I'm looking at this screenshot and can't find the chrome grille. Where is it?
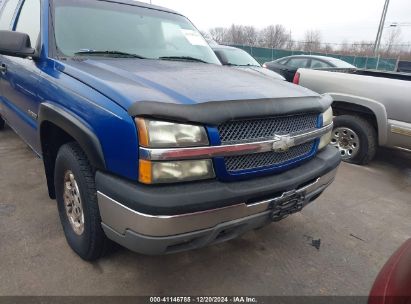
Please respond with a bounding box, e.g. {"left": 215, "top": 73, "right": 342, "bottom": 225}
{"left": 218, "top": 113, "right": 318, "bottom": 144}
{"left": 218, "top": 113, "right": 319, "bottom": 173}
{"left": 224, "top": 142, "right": 315, "bottom": 172}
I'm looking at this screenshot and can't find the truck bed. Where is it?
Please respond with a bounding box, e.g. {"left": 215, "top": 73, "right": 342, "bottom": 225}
{"left": 325, "top": 68, "right": 411, "bottom": 81}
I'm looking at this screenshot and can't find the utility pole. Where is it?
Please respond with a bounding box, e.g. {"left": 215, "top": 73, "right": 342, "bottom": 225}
{"left": 373, "top": 0, "right": 390, "bottom": 56}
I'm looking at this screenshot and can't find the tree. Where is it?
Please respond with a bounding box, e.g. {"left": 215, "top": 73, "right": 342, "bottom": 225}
{"left": 303, "top": 30, "right": 322, "bottom": 52}
{"left": 383, "top": 27, "right": 402, "bottom": 57}
{"left": 284, "top": 30, "right": 294, "bottom": 50}
{"left": 259, "top": 25, "right": 288, "bottom": 49}
{"left": 323, "top": 43, "right": 334, "bottom": 54}
{"left": 224, "top": 24, "right": 247, "bottom": 45}
{"left": 209, "top": 27, "right": 228, "bottom": 44}
{"left": 339, "top": 40, "right": 351, "bottom": 55}
{"left": 243, "top": 26, "right": 258, "bottom": 46}
{"left": 350, "top": 41, "right": 374, "bottom": 56}
{"left": 204, "top": 24, "right": 411, "bottom": 60}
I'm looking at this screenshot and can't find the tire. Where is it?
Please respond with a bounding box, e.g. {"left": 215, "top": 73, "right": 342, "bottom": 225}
{"left": 0, "top": 116, "right": 5, "bottom": 130}
{"left": 54, "top": 142, "right": 111, "bottom": 261}
{"left": 331, "top": 115, "right": 377, "bottom": 165}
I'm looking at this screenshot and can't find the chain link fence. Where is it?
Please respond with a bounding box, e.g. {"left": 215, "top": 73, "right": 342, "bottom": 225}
{"left": 231, "top": 45, "right": 399, "bottom": 72}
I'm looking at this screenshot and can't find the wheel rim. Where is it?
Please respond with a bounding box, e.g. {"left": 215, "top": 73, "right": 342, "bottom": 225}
{"left": 63, "top": 170, "right": 85, "bottom": 236}
{"left": 330, "top": 127, "right": 360, "bottom": 160}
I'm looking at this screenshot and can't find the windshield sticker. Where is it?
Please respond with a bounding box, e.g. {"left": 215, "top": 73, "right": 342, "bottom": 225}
{"left": 181, "top": 29, "right": 208, "bottom": 46}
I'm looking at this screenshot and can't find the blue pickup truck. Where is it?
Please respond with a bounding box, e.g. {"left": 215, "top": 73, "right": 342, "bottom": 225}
{"left": 0, "top": 0, "right": 340, "bottom": 260}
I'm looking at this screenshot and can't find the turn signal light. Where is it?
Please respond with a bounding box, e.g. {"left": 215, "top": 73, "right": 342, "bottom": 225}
{"left": 139, "top": 160, "right": 153, "bottom": 184}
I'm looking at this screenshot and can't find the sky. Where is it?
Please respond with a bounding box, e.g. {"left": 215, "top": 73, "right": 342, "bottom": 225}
{"left": 145, "top": 0, "right": 411, "bottom": 45}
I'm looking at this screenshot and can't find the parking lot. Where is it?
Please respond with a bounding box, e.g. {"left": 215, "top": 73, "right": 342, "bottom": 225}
{"left": 0, "top": 125, "right": 410, "bottom": 296}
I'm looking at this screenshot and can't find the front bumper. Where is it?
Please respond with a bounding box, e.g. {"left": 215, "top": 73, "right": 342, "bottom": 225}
{"left": 96, "top": 146, "right": 341, "bottom": 255}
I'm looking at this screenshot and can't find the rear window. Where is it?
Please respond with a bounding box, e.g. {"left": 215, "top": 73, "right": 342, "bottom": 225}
{"left": 286, "top": 58, "right": 309, "bottom": 68}
{"left": 277, "top": 58, "right": 288, "bottom": 65}
{"left": 310, "top": 59, "right": 332, "bottom": 69}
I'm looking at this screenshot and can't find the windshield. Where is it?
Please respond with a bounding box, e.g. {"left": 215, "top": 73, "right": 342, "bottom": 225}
{"left": 52, "top": 0, "right": 220, "bottom": 64}
{"left": 217, "top": 48, "right": 260, "bottom": 66}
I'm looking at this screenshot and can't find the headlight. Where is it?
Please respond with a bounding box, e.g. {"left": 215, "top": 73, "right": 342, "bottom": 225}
{"left": 136, "top": 118, "right": 214, "bottom": 184}
{"left": 139, "top": 159, "right": 215, "bottom": 184}
{"left": 136, "top": 118, "right": 209, "bottom": 148}
{"left": 318, "top": 107, "right": 333, "bottom": 150}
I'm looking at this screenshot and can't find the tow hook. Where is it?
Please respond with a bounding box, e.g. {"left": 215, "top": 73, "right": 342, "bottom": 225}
{"left": 270, "top": 190, "right": 304, "bottom": 222}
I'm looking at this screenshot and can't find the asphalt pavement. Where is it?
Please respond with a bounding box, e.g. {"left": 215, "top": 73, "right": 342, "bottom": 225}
{"left": 0, "top": 125, "right": 410, "bottom": 296}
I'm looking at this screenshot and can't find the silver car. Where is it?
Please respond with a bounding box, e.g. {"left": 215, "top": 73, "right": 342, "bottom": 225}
{"left": 212, "top": 45, "right": 285, "bottom": 81}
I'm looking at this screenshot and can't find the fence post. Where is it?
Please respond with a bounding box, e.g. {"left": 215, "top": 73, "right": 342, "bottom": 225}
{"left": 394, "top": 56, "right": 400, "bottom": 72}
{"left": 376, "top": 55, "right": 380, "bottom": 70}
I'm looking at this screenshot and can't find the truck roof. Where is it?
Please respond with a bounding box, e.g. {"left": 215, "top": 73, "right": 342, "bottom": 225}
{"left": 65, "top": 0, "right": 180, "bottom": 15}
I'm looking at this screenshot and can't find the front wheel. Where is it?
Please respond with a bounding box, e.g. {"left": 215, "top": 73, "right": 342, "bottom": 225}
{"left": 54, "top": 142, "right": 111, "bottom": 261}
{"left": 331, "top": 115, "right": 377, "bottom": 165}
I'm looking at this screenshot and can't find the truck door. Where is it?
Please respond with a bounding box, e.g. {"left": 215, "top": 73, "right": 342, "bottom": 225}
{"left": 0, "top": 0, "right": 20, "bottom": 120}
{"left": 0, "top": 0, "right": 42, "bottom": 152}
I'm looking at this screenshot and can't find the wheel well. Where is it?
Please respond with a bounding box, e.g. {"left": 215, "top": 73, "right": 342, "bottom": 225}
{"left": 40, "top": 121, "right": 75, "bottom": 199}
{"left": 332, "top": 101, "right": 378, "bottom": 133}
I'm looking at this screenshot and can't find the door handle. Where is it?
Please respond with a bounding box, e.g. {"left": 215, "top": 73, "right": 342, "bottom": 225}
{"left": 0, "top": 64, "right": 6, "bottom": 74}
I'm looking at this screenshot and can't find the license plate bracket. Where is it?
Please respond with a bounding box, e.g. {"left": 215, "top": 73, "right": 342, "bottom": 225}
{"left": 269, "top": 190, "right": 305, "bottom": 222}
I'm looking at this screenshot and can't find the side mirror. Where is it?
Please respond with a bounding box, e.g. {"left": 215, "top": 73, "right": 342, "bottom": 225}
{"left": 0, "top": 30, "right": 36, "bottom": 58}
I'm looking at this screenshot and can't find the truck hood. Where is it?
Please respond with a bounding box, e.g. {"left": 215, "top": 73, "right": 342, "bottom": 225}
{"left": 235, "top": 66, "right": 286, "bottom": 81}
{"left": 58, "top": 58, "right": 318, "bottom": 111}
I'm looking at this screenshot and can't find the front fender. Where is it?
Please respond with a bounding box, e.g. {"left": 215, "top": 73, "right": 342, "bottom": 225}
{"left": 329, "top": 93, "right": 388, "bottom": 145}
{"left": 38, "top": 102, "right": 106, "bottom": 170}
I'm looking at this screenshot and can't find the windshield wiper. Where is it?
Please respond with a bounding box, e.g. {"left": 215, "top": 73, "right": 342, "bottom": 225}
{"left": 74, "top": 50, "right": 147, "bottom": 59}
{"left": 225, "top": 63, "right": 259, "bottom": 67}
{"left": 159, "top": 56, "right": 208, "bottom": 63}
{"left": 237, "top": 64, "right": 260, "bottom": 67}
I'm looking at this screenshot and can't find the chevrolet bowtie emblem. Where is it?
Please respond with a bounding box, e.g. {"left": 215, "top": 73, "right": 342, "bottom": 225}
{"left": 272, "top": 134, "right": 294, "bottom": 152}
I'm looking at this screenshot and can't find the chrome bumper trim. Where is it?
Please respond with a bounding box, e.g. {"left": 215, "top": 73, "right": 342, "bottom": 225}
{"left": 139, "top": 123, "right": 333, "bottom": 161}
{"left": 97, "top": 167, "right": 338, "bottom": 237}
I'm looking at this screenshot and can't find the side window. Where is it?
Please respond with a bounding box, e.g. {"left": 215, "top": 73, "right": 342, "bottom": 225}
{"left": 286, "top": 58, "right": 309, "bottom": 68}
{"left": 0, "top": 0, "right": 19, "bottom": 30}
{"left": 278, "top": 58, "right": 288, "bottom": 65}
{"left": 15, "top": 0, "right": 41, "bottom": 47}
{"left": 310, "top": 59, "right": 332, "bottom": 69}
